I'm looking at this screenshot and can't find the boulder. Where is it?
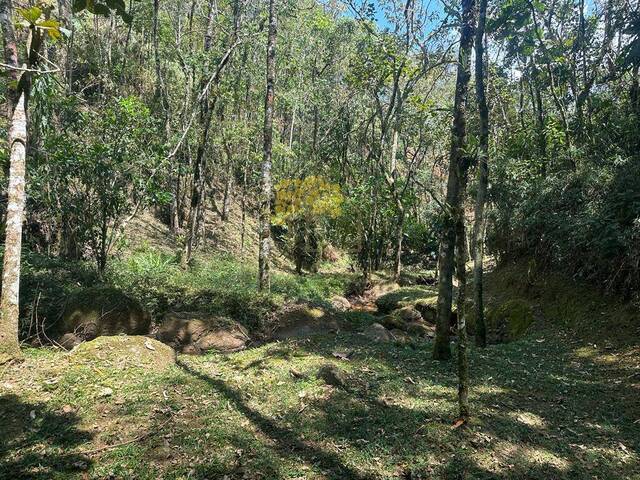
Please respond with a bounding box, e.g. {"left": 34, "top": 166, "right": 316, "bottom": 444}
{"left": 486, "top": 299, "right": 534, "bottom": 343}
{"left": 375, "top": 287, "right": 435, "bottom": 314}
{"left": 406, "top": 321, "right": 433, "bottom": 338}
{"left": 362, "top": 322, "right": 393, "bottom": 342}
{"left": 61, "top": 288, "right": 151, "bottom": 340}
{"left": 317, "top": 363, "right": 349, "bottom": 388}
{"left": 381, "top": 314, "right": 406, "bottom": 331}
{"left": 396, "top": 306, "right": 423, "bottom": 323}
{"left": 70, "top": 336, "right": 175, "bottom": 372}
{"left": 272, "top": 305, "right": 339, "bottom": 340}
{"left": 330, "top": 295, "right": 351, "bottom": 312}
{"left": 389, "top": 328, "right": 413, "bottom": 344}
{"left": 157, "top": 312, "right": 250, "bottom": 354}
{"left": 414, "top": 298, "right": 437, "bottom": 323}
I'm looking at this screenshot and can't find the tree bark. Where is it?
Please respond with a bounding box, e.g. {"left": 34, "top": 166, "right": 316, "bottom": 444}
{"left": 433, "top": 0, "right": 476, "bottom": 361}
{"left": 0, "top": 0, "right": 24, "bottom": 363}
{"left": 455, "top": 204, "right": 469, "bottom": 419}
{"left": 472, "top": 0, "right": 489, "bottom": 348}
{"left": 258, "top": 0, "right": 276, "bottom": 291}
{"left": 0, "top": 90, "right": 27, "bottom": 364}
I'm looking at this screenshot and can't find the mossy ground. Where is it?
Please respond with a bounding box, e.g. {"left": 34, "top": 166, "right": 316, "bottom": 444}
{"left": 2, "top": 258, "right": 639, "bottom": 479}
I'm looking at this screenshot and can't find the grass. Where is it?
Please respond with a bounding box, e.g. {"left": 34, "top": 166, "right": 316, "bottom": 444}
{"left": 4, "top": 254, "right": 640, "bottom": 479}
{"left": 17, "top": 248, "right": 356, "bottom": 336}
{"left": 2, "top": 324, "right": 639, "bottom": 479}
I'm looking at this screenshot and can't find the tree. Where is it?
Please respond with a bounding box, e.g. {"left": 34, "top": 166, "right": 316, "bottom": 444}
{"left": 433, "top": 0, "right": 477, "bottom": 362}
{"left": 472, "top": 0, "right": 489, "bottom": 348}
{"left": 273, "top": 176, "right": 343, "bottom": 273}
{"left": 258, "top": 0, "right": 277, "bottom": 291}
{"left": 0, "top": 4, "right": 61, "bottom": 363}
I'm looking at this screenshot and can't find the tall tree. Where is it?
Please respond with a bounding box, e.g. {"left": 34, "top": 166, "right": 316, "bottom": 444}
{"left": 472, "top": 0, "right": 489, "bottom": 348}
{"left": 432, "top": 0, "right": 477, "bottom": 361}
{"left": 0, "top": 3, "right": 60, "bottom": 362}
{"left": 258, "top": 0, "right": 277, "bottom": 291}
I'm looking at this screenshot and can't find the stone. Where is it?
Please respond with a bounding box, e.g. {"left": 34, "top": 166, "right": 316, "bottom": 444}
{"left": 362, "top": 323, "right": 393, "bottom": 342}
{"left": 317, "top": 363, "right": 349, "bottom": 388}
{"left": 61, "top": 288, "right": 151, "bottom": 340}
{"left": 330, "top": 295, "right": 351, "bottom": 312}
{"left": 157, "top": 312, "right": 250, "bottom": 354}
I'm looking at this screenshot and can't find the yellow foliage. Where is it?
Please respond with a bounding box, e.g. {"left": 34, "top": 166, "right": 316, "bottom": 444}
{"left": 273, "top": 176, "right": 343, "bottom": 225}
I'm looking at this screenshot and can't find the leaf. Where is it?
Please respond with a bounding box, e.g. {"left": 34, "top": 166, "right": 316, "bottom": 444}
{"left": 451, "top": 418, "right": 466, "bottom": 429}
{"left": 37, "top": 19, "right": 62, "bottom": 40}
{"left": 17, "top": 6, "right": 42, "bottom": 24}
{"left": 144, "top": 340, "right": 156, "bottom": 351}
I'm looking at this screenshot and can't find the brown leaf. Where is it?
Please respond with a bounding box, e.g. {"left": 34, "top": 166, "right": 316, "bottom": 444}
{"left": 451, "top": 418, "right": 466, "bottom": 430}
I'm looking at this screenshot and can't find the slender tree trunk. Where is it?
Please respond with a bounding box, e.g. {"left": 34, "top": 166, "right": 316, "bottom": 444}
{"left": 393, "top": 208, "right": 404, "bottom": 280}
{"left": 433, "top": 0, "right": 476, "bottom": 361}
{"left": 0, "top": 0, "right": 25, "bottom": 363}
{"left": 0, "top": 0, "right": 18, "bottom": 116}
{"left": 455, "top": 204, "right": 469, "bottom": 420}
{"left": 258, "top": 0, "right": 276, "bottom": 291}
{"left": 182, "top": 0, "right": 216, "bottom": 265}
{"left": 221, "top": 160, "right": 233, "bottom": 221}
{"left": 472, "top": 0, "right": 489, "bottom": 348}
{"left": 0, "top": 90, "right": 27, "bottom": 363}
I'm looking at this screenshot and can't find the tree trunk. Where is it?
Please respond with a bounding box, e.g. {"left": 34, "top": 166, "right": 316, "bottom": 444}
{"left": 455, "top": 206, "right": 469, "bottom": 420}
{"left": 433, "top": 0, "right": 476, "bottom": 361}
{"left": 0, "top": 90, "right": 27, "bottom": 364}
{"left": 182, "top": 0, "right": 229, "bottom": 265}
{"left": 393, "top": 209, "right": 404, "bottom": 281}
{"left": 472, "top": 0, "right": 489, "bottom": 348}
{"left": 0, "top": 0, "right": 18, "bottom": 116}
{"left": 258, "top": 0, "right": 276, "bottom": 291}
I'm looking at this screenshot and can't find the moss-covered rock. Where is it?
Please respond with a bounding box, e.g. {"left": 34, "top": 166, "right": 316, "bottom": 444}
{"left": 70, "top": 335, "right": 175, "bottom": 372}
{"left": 414, "top": 297, "right": 437, "bottom": 323}
{"left": 375, "top": 287, "right": 436, "bottom": 314}
{"left": 381, "top": 314, "right": 407, "bottom": 331}
{"left": 406, "top": 321, "right": 433, "bottom": 338}
{"left": 61, "top": 288, "right": 151, "bottom": 340}
{"left": 486, "top": 299, "right": 534, "bottom": 343}
{"left": 157, "top": 312, "right": 249, "bottom": 354}
{"left": 362, "top": 322, "right": 393, "bottom": 342}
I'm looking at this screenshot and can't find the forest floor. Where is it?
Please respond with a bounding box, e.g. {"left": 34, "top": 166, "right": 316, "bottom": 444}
{"left": 1, "top": 256, "right": 639, "bottom": 479}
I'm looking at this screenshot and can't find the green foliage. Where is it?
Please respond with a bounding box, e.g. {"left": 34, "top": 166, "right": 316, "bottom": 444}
{"left": 30, "top": 96, "right": 165, "bottom": 270}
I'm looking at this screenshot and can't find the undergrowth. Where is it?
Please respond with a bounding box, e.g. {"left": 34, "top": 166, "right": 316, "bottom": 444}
{"left": 18, "top": 247, "right": 356, "bottom": 336}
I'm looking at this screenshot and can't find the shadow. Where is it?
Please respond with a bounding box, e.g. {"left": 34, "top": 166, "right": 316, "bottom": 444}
{"left": 0, "top": 394, "right": 93, "bottom": 480}
{"left": 176, "top": 359, "right": 374, "bottom": 480}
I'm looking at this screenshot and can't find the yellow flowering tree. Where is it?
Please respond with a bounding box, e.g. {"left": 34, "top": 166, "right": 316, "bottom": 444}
{"left": 273, "top": 176, "right": 343, "bottom": 273}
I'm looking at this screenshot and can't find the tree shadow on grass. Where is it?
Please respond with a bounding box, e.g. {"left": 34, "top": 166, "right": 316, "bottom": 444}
{"left": 176, "top": 359, "right": 374, "bottom": 480}
{"left": 0, "top": 394, "right": 93, "bottom": 480}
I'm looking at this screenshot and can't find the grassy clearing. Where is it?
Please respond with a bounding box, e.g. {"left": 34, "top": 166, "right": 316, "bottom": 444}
{"left": 4, "top": 257, "right": 640, "bottom": 479}
{"left": 2, "top": 324, "right": 639, "bottom": 479}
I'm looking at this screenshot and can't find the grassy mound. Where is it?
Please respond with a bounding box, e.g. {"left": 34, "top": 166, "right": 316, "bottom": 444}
{"left": 71, "top": 335, "right": 175, "bottom": 372}
{"left": 375, "top": 286, "right": 437, "bottom": 314}
{"left": 486, "top": 299, "right": 534, "bottom": 343}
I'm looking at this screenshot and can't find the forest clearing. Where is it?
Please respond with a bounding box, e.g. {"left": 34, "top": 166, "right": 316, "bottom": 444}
{"left": 0, "top": 0, "right": 639, "bottom": 478}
